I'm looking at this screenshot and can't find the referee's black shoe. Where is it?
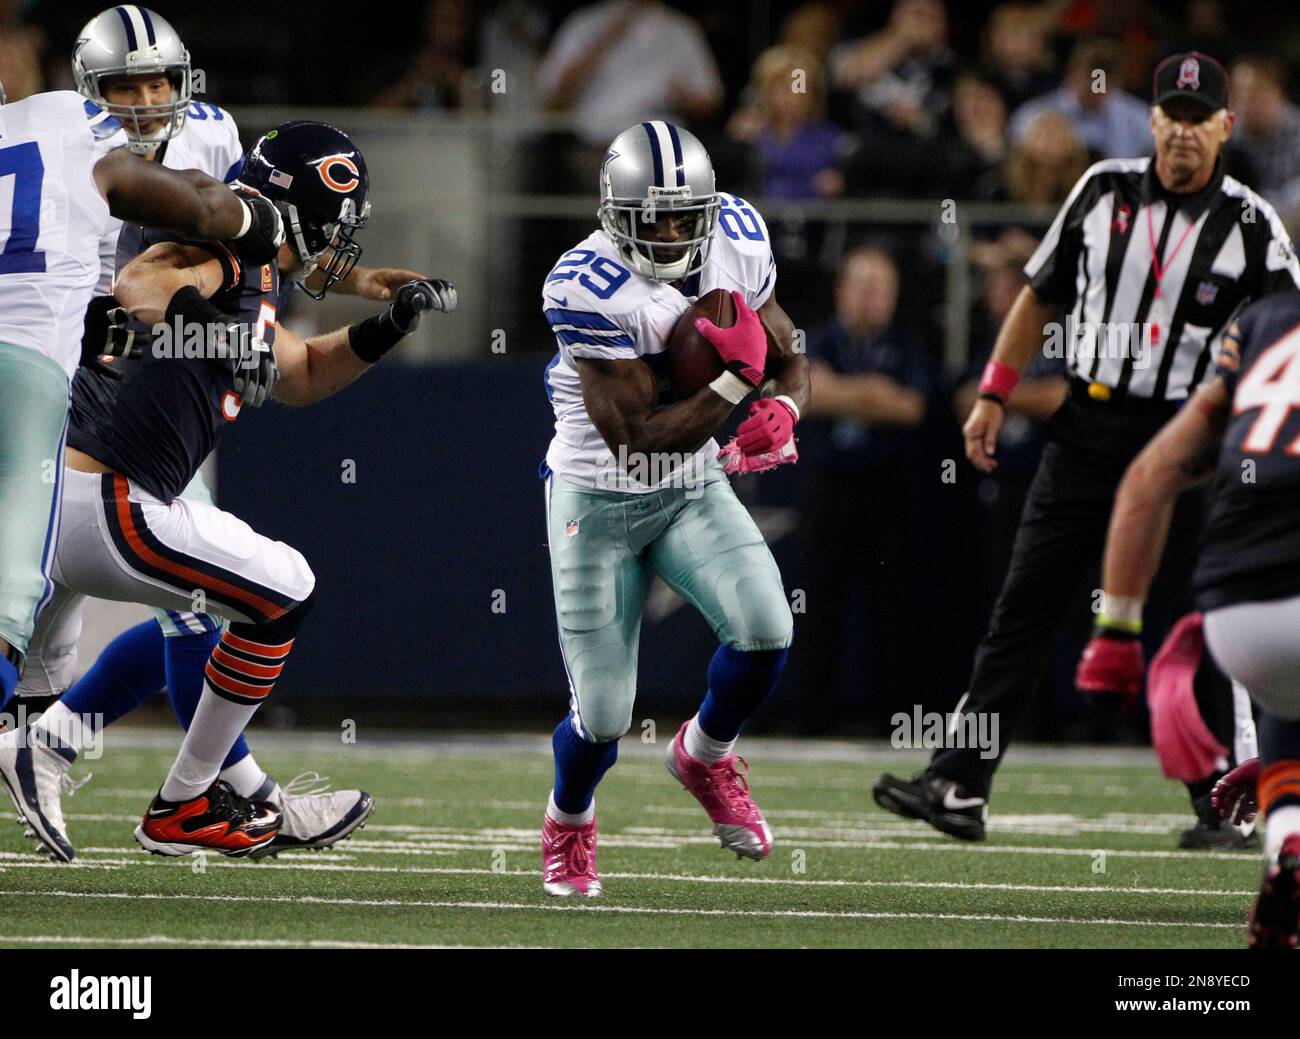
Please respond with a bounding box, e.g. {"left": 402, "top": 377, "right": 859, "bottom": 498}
{"left": 873, "top": 770, "right": 988, "bottom": 841}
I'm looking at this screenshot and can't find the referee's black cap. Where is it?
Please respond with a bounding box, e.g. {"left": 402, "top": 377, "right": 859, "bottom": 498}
{"left": 1153, "top": 52, "right": 1230, "bottom": 115}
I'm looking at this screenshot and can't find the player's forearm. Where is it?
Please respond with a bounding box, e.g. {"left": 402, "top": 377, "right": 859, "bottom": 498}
{"left": 990, "top": 286, "right": 1061, "bottom": 375}
{"left": 764, "top": 352, "right": 811, "bottom": 417}
{"left": 618, "top": 391, "right": 737, "bottom": 457}
{"left": 99, "top": 154, "right": 245, "bottom": 241}
{"left": 758, "top": 299, "right": 809, "bottom": 414}
{"left": 1102, "top": 396, "right": 1224, "bottom": 601}
{"left": 275, "top": 327, "right": 369, "bottom": 406}
{"left": 114, "top": 258, "right": 218, "bottom": 325}
{"left": 1101, "top": 469, "right": 1179, "bottom": 604}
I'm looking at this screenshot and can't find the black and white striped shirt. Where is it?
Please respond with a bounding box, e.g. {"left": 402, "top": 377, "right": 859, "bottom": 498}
{"left": 1023, "top": 157, "right": 1300, "bottom": 400}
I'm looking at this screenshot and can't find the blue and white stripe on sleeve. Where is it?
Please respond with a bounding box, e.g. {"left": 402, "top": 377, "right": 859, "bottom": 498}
{"left": 544, "top": 307, "right": 636, "bottom": 352}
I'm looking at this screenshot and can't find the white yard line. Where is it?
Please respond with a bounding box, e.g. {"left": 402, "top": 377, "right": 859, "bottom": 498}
{"left": 50, "top": 857, "right": 1254, "bottom": 897}
{"left": 2, "top": 889, "right": 1238, "bottom": 928}
{"left": 97, "top": 728, "right": 1162, "bottom": 768}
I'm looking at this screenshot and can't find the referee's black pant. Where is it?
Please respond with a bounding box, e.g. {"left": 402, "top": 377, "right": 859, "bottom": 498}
{"left": 931, "top": 381, "right": 1231, "bottom": 798}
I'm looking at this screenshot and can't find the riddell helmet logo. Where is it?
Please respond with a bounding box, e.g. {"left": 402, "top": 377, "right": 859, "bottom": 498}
{"left": 1177, "top": 58, "right": 1200, "bottom": 90}
{"left": 312, "top": 153, "right": 360, "bottom": 193}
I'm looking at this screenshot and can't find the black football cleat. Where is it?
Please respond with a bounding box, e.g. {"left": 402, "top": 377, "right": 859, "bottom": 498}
{"left": 1179, "top": 793, "right": 1260, "bottom": 850}
{"left": 873, "top": 770, "right": 987, "bottom": 841}
{"left": 134, "top": 780, "right": 280, "bottom": 857}
{"left": 1249, "top": 834, "right": 1300, "bottom": 949}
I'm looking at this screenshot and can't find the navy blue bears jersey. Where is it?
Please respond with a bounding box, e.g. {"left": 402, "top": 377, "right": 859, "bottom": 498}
{"left": 1194, "top": 288, "right": 1300, "bottom": 610}
{"left": 67, "top": 228, "right": 280, "bottom": 503}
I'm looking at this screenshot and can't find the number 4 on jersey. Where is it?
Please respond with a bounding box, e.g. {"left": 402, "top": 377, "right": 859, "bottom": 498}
{"left": 1237, "top": 327, "right": 1300, "bottom": 454}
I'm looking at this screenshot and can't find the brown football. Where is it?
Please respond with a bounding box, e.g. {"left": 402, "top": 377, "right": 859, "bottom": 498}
{"left": 665, "top": 288, "right": 735, "bottom": 400}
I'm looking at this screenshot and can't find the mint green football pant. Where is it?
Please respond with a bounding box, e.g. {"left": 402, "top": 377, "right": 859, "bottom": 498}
{"left": 545, "top": 467, "right": 793, "bottom": 743}
{"left": 0, "top": 343, "right": 70, "bottom": 661}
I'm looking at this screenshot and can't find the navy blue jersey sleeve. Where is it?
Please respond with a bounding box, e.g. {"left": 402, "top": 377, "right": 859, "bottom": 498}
{"left": 1215, "top": 309, "right": 1256, "bottom": 396}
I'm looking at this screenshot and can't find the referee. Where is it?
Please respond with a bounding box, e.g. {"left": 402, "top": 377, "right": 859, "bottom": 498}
{"left": 874, "top": 52, "right": 1300, "bottom": 845}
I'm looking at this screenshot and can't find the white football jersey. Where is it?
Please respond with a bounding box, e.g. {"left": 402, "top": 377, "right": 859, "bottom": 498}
{"left": 0, "top": 91, "right": 128, "bottom": 379}
{"left": 542, "top": 193, "right": 777, "bottom": 493}
{"left": 97, "top": 101, "right": 244, "bottom": 293}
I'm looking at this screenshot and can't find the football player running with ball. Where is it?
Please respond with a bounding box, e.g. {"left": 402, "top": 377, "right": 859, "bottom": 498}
{"left": 539, "top": 122, "right": 808, "bottom": 896}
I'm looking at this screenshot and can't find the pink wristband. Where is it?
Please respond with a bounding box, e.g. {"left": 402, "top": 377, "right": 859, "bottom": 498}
{"left": 979, "top": 361, "right": 1020, "bottom": 402}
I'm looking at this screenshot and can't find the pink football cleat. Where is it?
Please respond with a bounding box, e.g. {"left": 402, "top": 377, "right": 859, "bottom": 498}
{"left": 542, "top": 812, "right": 602, "bottom": 897}
{"left": 666, "top": 721, "right": 772, "bottom": 860}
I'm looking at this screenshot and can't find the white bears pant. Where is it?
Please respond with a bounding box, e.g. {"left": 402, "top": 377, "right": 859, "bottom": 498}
{"left": 20, "top": 467, "right": 314, "bottom": 697}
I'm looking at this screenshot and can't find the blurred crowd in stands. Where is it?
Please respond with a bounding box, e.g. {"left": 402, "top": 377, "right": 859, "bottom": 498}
{"left": 12, "top": 1, "right": 1300, "bottom": 222}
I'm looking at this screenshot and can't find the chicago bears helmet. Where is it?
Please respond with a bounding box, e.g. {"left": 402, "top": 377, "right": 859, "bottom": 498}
{"left": 238, "top": 121, "right": 371, "bottom": 299}
{"left": 599, "top": 121, "right": 720, "bottom": 282}
{"left": 72, "top": 6, "right": 192, "bottom": 153}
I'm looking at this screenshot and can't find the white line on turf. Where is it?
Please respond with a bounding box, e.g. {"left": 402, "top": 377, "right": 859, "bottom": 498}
{"left": 50, "top": 857, "right": 1255, "bottom": 897}
{"left": 2, "top": 890, "right": 1239, "bottom": 927}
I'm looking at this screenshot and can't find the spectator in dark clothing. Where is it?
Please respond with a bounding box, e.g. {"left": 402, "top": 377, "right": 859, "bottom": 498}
{"left": 937, "top": 68, "right": 1011, "bottom": 200}
{"left": 829, "top": 0, "right": 955, "bottom": 194}
{"left": 373, "top": 0, "right": 478, "bottom": 110}
{"left": 981, "top": 2, "right": 1057, "bottom": 113}
{"left": 798, "top": 248, "right": 932, "bottom": 732}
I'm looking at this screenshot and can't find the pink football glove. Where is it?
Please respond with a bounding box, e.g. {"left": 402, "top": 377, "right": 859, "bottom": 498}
{"left": 737, "top": 398, "right": 797, "bottom": 454}
{"left": 719, "top": 397, "right": 800, "bottom": 474}
{"left": 1075, "top": 632, "right": 1144, "bottom": 714}
{"left": 695, "top": 290, "right": 767, "bottom": 390}
{"left": 1212, "top": 758, "right": 1260, "bottom": 825}
{"left": 718, "top": 437, "right": 798, "bottom": 474}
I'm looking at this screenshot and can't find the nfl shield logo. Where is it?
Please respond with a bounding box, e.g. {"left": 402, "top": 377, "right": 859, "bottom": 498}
{"left": 566, "top": 519, "right": 580, "bottom": 539}
{"left": 1177, "top": 58, "right": 1200, "bottom": 90}
{"left": 1196, "top": 280, "right": 1218, "bottom": 305}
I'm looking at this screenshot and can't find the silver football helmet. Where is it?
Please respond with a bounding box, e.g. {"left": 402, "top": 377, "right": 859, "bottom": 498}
{"left": 598, "top": 121, "right": 720, "bottom": 282}
{"left": 72, "top": 6, "right": 191, "bottom": 154}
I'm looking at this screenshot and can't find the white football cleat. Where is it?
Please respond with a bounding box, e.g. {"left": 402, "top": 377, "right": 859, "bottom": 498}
{"left": 249, "top": 772, "right": 373, "bottom": 858}
{"left": 0, "top": 726, "right": 75, "bottom": 862}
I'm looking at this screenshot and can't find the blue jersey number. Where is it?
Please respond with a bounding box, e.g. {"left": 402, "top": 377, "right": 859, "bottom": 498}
{"left": 546, "top": 249, "right": 630, "bottom": 300}
{"left": 719, "top": 195, "right": 764, "bottom": 242}
{"left": 0, "top": 142, "right": 46, "bottom": 275}
{"left": 186, "top": 102, "right": 223, "bottom": 120}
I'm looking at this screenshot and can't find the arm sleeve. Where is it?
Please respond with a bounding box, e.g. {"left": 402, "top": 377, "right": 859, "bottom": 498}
{"left": 1214, "top": 308, "right": 1256, "bottom": 396}
{"left": 82, "top": 99, "right": 130, "bottom": 158}
{"left": 1256, "top": 199, "right": 1300, "bottom": 294}
{"left": 1022, "top": 163, "right": 1104, "bottom": 306}
{"left": 544, "top": 302, "right": 639, "bottom": 361}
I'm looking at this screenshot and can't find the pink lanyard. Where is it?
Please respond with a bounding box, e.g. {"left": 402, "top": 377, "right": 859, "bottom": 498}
{"left": 1146, "top": 204, "right": 1197, "bottom": 346}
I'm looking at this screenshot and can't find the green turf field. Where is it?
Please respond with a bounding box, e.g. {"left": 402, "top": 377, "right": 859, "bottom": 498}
{"left": 0, "top": 729, "right": 1264, "bottom": 948}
